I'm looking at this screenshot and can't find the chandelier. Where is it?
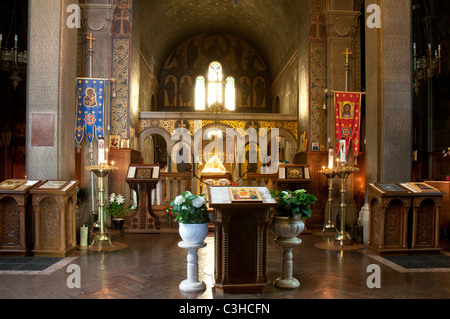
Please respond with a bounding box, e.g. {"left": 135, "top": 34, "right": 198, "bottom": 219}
{"left": 413, "top": 42, "right": 441, "bottom": 95}
{"left": 0, "top": 34, "right": 27, "bottom": 89}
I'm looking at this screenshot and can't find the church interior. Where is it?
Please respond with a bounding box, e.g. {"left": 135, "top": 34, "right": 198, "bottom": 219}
{"left": 0, "top": 0, "right": 450, "bottom": 303}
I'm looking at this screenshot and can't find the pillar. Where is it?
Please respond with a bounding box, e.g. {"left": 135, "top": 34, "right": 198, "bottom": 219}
{"left": 361, "top": 0, "right": 412, "bottom": 243}
{"left": 27, "top": 0, "right": 79, "bottom": 180}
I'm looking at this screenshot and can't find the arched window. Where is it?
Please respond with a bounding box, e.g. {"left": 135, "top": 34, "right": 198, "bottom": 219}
{"left": 195, "top": 62, "right": 235, "bottom": 111}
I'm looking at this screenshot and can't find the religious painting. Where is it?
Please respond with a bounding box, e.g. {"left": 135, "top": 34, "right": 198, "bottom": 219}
{"left": 253, "top": 77, "right": 266, "bottom": 108}
{"left": 39, "top": 180, "right": 68, "bottom": 190}
{"left": 0, "top": 180, "right": 26, "bottom": 190}
{"left": 339, "top": 101, "right": 355, "bottom": 119}
{"left": 136, "top": 168, "right": 153, "bottom": 179}
{"left": 180, "top": 76, "right": 193, "bottom": 107}
{"left": 164, "top": 76, "right": 177, "bottom": 107}
{"left": 229, "top": 187, "right": 262, "bottom": 202}
{"left": 238, "top": 77, "right": 251, "bottom": 108}
{"left": 110, "top": 135, "right": 120, "bottom": 149}
{"left": 312, "top": 142, "right": 319, "bottom": 151}
{"left": 120, "top": 139, "right": 130, "bottom": 149}
{"left": 286, "top": 167, "right": 304, "bottom": 179}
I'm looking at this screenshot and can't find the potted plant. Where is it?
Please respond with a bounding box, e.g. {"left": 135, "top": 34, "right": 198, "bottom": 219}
{"left": 105, "top": 193, "right": 131, "bottom": 230}
{"left": 269, "top": 189, "right": 317, "bottom": 289}
{"left": 269, "top": 189, "right": 317, "bottom": 237}
{"left": 170, "top": 191, "right": 209, "bottom": 244}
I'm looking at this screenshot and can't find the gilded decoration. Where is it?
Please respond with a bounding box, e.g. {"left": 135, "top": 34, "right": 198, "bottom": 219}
{"left": 139, "top": 119, "right": 298, "bottom": 140}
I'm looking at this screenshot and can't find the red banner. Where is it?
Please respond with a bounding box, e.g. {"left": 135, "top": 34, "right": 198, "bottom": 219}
{"left": 334, "top": 91, "right": 363, "bottom": 157}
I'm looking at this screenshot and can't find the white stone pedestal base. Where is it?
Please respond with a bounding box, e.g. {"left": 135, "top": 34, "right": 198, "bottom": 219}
{"left": 178, "top": 241, "right": 207, "bottom": 292}
{"left": 273, "top": 237, "right": 302, "bottom": 289}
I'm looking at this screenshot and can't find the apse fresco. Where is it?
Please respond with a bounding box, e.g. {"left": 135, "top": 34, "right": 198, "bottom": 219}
{"left": 160, "top": 33, "right": 271, "bottom": 112}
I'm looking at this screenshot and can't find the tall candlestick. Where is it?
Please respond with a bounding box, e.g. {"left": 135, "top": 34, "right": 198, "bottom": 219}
{"left": 98, "top": 138, "right": 105, "bottom": 164}
{"left": 339, "top": 139, "right": 346, "bottom": 164}
{"left": 328, "top": 147, "right": 334, "bottom": 168}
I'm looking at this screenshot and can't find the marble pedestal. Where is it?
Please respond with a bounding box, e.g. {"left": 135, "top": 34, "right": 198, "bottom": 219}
{"left": 273, "top": 237, "right": 302, "bottom": 289}
{"left": 178, "top": 241, "right": 207, "bottom": 292}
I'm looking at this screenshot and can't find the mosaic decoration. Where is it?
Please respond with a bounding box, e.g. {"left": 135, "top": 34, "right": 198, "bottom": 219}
{"left": 111, "top": 0, "right": 131, "bottom": 139}
{"left": 309, "top": 1, "right": 327, "bottom": 150}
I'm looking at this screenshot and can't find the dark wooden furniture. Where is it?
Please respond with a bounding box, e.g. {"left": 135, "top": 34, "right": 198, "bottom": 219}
{"left": 0, "top": 179, "right": 42, "bottom": 255}
{"left": 424, "top": 181, "right": 450, "bottom": 233}
{"left": 367, "top": 183, "right": 412, "bottom": 255}
{"left": 125, "top": 164, "right": 160, "bottom": 233}
{"left": 208, "top": 186, "right": 278, "bottom": 294}
{"left": 31, "top": 180, "right": 78, "bottom": 257}
{"left": 398, "top": 183, "right": 444, "bottom": 253}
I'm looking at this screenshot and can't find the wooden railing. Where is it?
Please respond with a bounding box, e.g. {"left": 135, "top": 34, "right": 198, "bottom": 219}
{"left": 151, "top": 172, "right": 192, "bottom": 207}
{"left": 246, "top": 173, "right": 278, "bottom": 191}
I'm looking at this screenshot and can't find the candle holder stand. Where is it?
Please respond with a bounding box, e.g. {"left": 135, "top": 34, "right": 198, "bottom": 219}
{"left": 319, "top": 167, "right": 338, "bottom": 233}
{"left": 334, "top": 164, "right": 359, "bottom": 248}
{"left": 86, "top": 163, "right": 117, "bottom": 249}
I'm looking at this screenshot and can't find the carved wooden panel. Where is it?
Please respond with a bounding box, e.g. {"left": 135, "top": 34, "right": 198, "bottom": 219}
{"left": 40, "top": 197, "right": 60, "bottom": 250}
{"left": 415, "top": 198, "right": 436, "bottom": 248}
{"left": 384, "top": 199, "right": 404, "bottom": 248}
{"left": 1, "top": 197, "right": 20, "bottom": 247}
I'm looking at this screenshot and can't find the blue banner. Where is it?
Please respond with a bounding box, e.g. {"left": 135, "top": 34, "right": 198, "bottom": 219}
{"left": 75, "top": 78, "right": 106, "bottom": 144}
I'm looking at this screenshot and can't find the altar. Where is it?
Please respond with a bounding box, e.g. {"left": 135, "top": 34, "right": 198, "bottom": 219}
{"left": 208, "top": 186, "right": 277, "bottom": 294}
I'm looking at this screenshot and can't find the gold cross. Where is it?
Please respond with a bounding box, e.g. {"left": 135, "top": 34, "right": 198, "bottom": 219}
{"left": 178, "top": 120, "right": 187, "bottom": 128}
{"left": 343, "top": 48, "right": 352, "bottom": 64}
{"left": 249, "top": 121, "right": 257, "bottom": 129}
{"left": 86, "top": 33, "right": 96, "bottom": 50}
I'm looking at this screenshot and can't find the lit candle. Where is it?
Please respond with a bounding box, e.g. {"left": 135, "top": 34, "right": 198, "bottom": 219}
{"left": 339, "top": 139, "right": 346, "bottom": 164}
{"left": 14, "top": 34, "right": 18, "bottom": 47}
{"left": 413, "top": 42, "right": 416, "bottom": 56}
{"left": 328, "top": 147, "right": 334, "bottom": 168}
{"left": 105, "top": 148, "right": 109, "bottom": 163}
{"left": 98, "top": 138, "right": 105, "bottom": 164}
{"left": 438, "top": 44, "right": 441, "bottom": 57}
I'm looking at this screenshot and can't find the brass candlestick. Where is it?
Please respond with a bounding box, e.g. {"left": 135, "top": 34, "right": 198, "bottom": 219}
{"left": 86, "top": 163, "right": 117, "bottom": 248}
{"left": 318, "top": 167, "right": 338, "bottom": 233}
{"left": 334, "top": 164, "right": 359, "bottom": 248}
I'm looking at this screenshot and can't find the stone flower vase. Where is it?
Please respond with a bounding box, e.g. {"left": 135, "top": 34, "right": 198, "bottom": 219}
{"left": 270, "top": 216, "right": 305, "bottom": 289}
{"left": 179, "top": 223, "right": 209, "bottom": 245}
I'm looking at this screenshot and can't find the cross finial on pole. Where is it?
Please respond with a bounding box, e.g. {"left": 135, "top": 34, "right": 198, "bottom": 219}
{"left": 343, "top": 48, "right": 352, "bottom": 65}
{"left": 86, "top": 33, "right": 96, "bottom": 50}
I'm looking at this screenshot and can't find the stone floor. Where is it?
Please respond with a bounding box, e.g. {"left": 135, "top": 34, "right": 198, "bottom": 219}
{"left": 0, "top": 229, "right": 449, "bottom": 302}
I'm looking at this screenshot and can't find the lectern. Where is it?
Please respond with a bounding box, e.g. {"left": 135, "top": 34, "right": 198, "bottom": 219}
{"left": 125, "top": 164, "right": 160, "bottom": 233}
{"left": 208, "top": 186, "right": 277, "bottom": 294}
{"left": 0, "top": 179, "right": 41, "bottom": 255}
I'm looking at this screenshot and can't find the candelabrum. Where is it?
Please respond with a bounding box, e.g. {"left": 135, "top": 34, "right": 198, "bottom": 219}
{"left": 413, "top": 42, "right": 441, "bottom": 95}
{"left": 318, "top": 167, "right": 338, "bottom": 233}
{"left": 86, "top": 163, "right": 118, "bottom": 248}
{"left": 0, "top": 34, "right": 27, "bottom": 89}
{"left": 333, "top": 164, "right": 359, "bottom": 247}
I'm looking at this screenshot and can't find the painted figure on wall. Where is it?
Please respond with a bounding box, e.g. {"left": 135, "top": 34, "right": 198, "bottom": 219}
{"left": 239, "top": 78, "right": 251, "bottom": 107}
{"left": 165, "top": 77, "right": 176, "bottom": 106}
{"left": 180, "top": 77, "right": 192, "bottom": 107}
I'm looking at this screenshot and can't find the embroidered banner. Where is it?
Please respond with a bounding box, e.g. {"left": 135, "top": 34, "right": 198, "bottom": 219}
{"left": 75, "top": 78, "right": 106, "bottom": 144}
{"left": 334, "top": 91, "right": 363, "bottom": 157}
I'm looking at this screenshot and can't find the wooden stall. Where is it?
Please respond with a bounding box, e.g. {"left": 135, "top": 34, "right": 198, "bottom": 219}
{"left": 367, "top": 183, "right": 412, "bottom": 255}
{"left": 398, "top": 182, "right": 444, "bottom": 253}
{"left": 0, "top": 179, "right": 41, "bottom": 255}
{"left": 31, "top": 180, "right": 78, "bottom": 257}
